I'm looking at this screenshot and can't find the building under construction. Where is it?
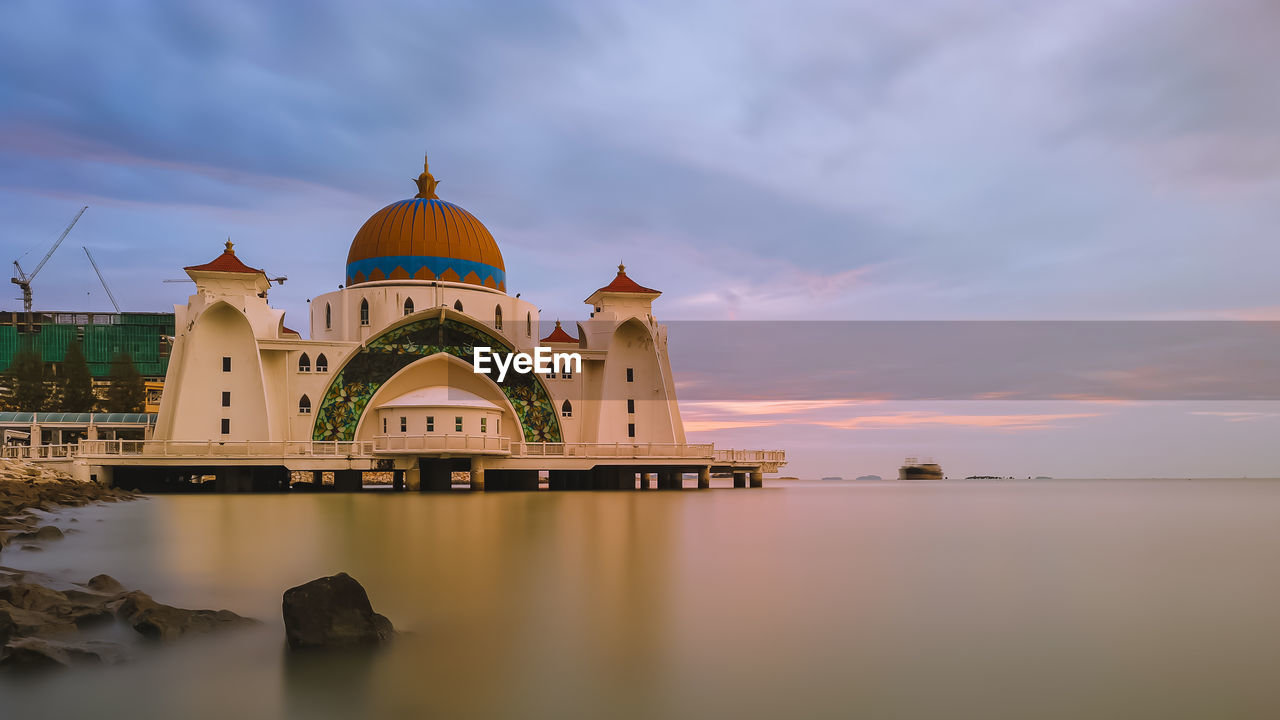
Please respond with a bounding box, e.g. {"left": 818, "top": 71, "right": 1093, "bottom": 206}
{"left": 0, "top": 311, "right": 175, "bottom": 411}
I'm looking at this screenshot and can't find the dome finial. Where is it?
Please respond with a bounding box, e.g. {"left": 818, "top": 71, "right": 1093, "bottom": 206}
{"left": 413, "top": 152, "right": 440, "bottom": 199}
{"left": 225, "top": 237, "right": 234, "bottom": 252}
{"left": 618, "top": 261, "right": 626, "bottom": 274}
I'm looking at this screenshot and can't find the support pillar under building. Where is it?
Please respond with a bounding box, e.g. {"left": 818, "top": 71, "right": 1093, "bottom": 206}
{"left": 469, "top": 457, "right": 486, "bottom": 491}
{"left": 698, "top": 467, "right": 711, "bottom": 489}
{"left": 750, "top": 471, "right": 763, "bottom": 488}
{"left": 334, "top": 470, "right": 362, "bottom": 492}
{"left": 640, "top": 472, "right": 652, "bottom": 490}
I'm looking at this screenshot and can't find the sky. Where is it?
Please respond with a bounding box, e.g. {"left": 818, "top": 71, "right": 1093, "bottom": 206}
{"left": 2, "top": 0, "right": 1279, "bottom": 478}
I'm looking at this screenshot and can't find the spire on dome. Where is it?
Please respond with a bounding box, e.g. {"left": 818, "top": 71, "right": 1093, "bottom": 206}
{"left": 413, "top": 153, "right": 440, "bottom": 199}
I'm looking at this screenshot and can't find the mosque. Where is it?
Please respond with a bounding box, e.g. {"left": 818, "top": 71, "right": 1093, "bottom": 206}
{"left": 74, "top": 156, "right": 783, "bottom": 491}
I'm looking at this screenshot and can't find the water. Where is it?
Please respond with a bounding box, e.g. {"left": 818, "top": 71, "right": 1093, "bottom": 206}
{"left": 5, "top": 479, "right": 1280, "bottom": 719}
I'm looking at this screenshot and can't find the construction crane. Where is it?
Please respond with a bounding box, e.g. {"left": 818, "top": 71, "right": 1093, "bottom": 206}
{"left": 82, "top": 246, "right": 121, "bottom": 313}
{"left": 11, "top": 205, "right": 88, "bottom": 313}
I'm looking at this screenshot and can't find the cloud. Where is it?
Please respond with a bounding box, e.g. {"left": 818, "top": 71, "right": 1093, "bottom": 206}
{"left": 813, "top": 411, "right": 1100, "bottom": 431}
{"left": 1188, "top": 411, "right": 1280, "bottom": 423}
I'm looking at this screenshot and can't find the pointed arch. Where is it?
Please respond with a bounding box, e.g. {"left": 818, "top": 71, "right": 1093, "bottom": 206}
{"left": 312, "top": 316, "right": 562, "bottom": 443}
{"left": 298, "top": 352, "right": 311, "bottom": 373}
{"left": 526, "top": 312, "right": 532, "bottom": 336}
{"left": 453, "top": 299, "right": 464, "bottom": 312}
{"left": 359, "top": 298, "right": 370, "bottom": 326}
{"left": 403, "top": 297, "right": 414, "bottom": 316}
{"left": 561, "top": 400, "right": 573, "bottom": 418}
{"left": 299, "top": 394, "right": 312, "bottom": 414}
{"left": 315, "top": 353, "right": 328, "bottom": 373}
{"left": 494, "top": 305, "right": 503, "bottom": 330}
{"left": 324, "top": 303, "right": 331, "bottom": 330}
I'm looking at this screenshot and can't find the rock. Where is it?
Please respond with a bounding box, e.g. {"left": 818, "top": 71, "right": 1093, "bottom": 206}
{"left": 16, "top": 525, "right": 63, "bottom": 542}
{"left": 0, "top": 602, "right": 76, "bottom": 639}
{"left": 282, "top": 573, "right": 394, "bottom": 649}
{"left": 0, "top": 581, "right": 71, "bottom": 613}
{"left": 85, "top": 574, "right": 126, "bottom": 595}
{"left": 111, "top": 591, "right": 256, "bottom": 642}
{"left": 0, "top": 582, "right": 113, "bottom": 627}
{"left": 0, "top": 637, "right": 124, "bottom": 672}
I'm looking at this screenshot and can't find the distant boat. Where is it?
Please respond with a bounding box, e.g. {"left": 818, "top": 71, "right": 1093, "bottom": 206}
{"left": 855, "top": 475, "right": 882, "bottom": 482}
{"left": 899, "top": 457, "right": 944, "bottom": 480}
{"left": 820, "top": 476, "right": 844, "bottom": 482}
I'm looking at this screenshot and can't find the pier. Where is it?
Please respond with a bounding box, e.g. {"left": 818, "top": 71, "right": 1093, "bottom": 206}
{"left": 3, "top": 438, "right": 784, "bottom": 493}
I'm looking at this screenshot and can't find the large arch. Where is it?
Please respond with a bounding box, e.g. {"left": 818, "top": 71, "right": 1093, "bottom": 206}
{"left": 312, "top": 312, "right": 562, "bottom": 442}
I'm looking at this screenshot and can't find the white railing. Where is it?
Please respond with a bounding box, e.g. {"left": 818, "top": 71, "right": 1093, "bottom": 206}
{"left": 2, "top": 443, "right": 78, "bottom": 460}
{"left": 713, "top": 449, "right": 788, "bottom": 464}
{"left": 75, "top": 440, "right": 375, "bottom": 458}
{"left": 6, "top": 439, "right": 784, "bottom": 466}
{"left": 373, "top": 434, "right": 510, "bottom": 453}
{"left": 511, "top": 442, "right": 715, "bottom": 459}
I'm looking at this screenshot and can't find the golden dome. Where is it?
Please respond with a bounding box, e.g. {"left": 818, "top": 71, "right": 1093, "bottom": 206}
{"left": 345, "top": 157, "right": 506, "bottom": 290}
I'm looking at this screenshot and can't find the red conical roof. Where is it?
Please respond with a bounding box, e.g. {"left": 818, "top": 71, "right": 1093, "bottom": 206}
{"left": 184, "top": 240, "right": 266, "bottom": 276}
{"left": 541, "top": 320, "right": 578, "bottom": 344}
{"left": 594, "top": 263, "right": 658, "bottom": 295}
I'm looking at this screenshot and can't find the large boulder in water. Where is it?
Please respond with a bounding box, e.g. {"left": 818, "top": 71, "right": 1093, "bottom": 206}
{"left": 282, "top": 573, "right": 393, "bottom": 650}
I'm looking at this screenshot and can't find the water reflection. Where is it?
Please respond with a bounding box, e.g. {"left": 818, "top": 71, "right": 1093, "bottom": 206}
{"left": 5, "top": 481, "right": 1280, "bottom": 719}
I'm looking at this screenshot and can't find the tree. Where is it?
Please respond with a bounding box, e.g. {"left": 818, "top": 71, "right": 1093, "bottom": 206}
{"left": 60, "top": 339, "right": 96, "bottom": 412}
{"left": 105, "top": 350, "right": 144, "bottom": 413}
{"left": 9, "top": 347, "right": 48, "bottom": 411}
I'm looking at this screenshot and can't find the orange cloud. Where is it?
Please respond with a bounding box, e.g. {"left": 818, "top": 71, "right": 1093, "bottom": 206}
{"left": 683, "top": 420, "right": 775, "bottom": 432}
{"left": 1188, "top": 411, "right": 1279, "bottom": 422}
{"left": 681, "top": 398, "right": 875, "bottom": 416}
{"left": 814, "top": 411, "right": 1101, "bottom": 431}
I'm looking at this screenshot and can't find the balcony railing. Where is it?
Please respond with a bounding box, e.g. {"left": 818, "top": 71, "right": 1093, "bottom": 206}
{"left": 5, "top": 439, "right": 785, "bottom": 466}
{"left": 75, "top": 440, "right": 374, "bottom": 458}
{"left": 713, "top": 449, "right": 788, "bottom": 464}
{"left": 511, "top": 442, "right": 715, "bottom": 458}
{"left": 1, "top": 443, "right": 78, "bottom": 460}
{"left": 372, "top": 434, "right": 510, "bottom": 453}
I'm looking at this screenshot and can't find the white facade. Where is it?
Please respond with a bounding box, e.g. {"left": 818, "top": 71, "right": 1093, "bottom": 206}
{"left": 154, "top": 252, "right": 688, "bottom": 459}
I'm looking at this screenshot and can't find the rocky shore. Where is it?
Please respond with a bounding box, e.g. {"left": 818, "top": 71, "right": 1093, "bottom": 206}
{"left": 0, "top": 458, "right": 257, "bottom": 671}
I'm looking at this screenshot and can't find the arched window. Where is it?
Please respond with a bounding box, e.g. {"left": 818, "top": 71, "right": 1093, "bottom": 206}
{"left": 359, "top": 299, "right": 369, "bottom": 326}
{"left": 315, "top": 354, "right": 328, "bottom": 373}
{"left": 325, "top": 303, "right": 331, "bottom": 330}
{"left": 494, "top": 305, "right": 503, "bottom": 330}
{"left": 453, "top": 300, "right": 463, "bottom": 312}
{"left": 403, "top": 298, "right": 414, "bottom": 316}
{"left": 298, "top": 353, "right": 311, "bottom": 373}
{"left": 526, "top": 312, "right": 532, "bottom": 336}
{"left": 299, "top": 395, "right": 312, "bottom": 414}
{"left": 561, "top": 400, "right": 572, "bottom": 418}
